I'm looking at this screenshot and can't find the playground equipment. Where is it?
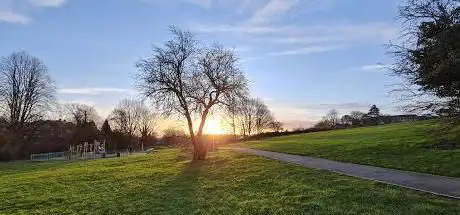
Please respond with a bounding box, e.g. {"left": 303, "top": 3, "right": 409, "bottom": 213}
{"left": 68, "top": 140, "right": 106, "bottom": 160}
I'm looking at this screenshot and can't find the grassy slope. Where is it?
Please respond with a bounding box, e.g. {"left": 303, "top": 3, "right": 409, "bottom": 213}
{"left": 1, "top": 149, "right": 459, "bottom": 215}
{"left": 242, "top": 120, "right": 460, "bottom": 177}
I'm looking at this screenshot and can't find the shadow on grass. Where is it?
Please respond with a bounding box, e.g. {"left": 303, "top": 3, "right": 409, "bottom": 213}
{"left": 112, "top": 159, "right": 206, "bottom": 215}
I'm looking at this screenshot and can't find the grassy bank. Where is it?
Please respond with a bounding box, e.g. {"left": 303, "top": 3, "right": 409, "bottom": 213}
{"left": 1, "top": 148, "right": 459, "bottom": 214}
{"left": 242, "top": 120, "right": 460, "bottom": 177}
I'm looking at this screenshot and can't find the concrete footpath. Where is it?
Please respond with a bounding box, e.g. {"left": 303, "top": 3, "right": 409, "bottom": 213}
{"left": 232, "top": 147, "right": 460, "bottom": 199}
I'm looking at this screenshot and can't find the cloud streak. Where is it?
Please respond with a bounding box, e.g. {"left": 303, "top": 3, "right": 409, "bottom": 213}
{"left": 0, "top": 0, "right": 68, "bottom": 24}
{"left": 248, "top": 0, "right": 299, "bottom": 24}
{"left": 184, "top": 0, "right": 212, "bottom": 8}
{"left": 0, "top": 11, "right": 30, "bottom": 24}
{"left": 269, "top": 45, "right": 342, "bottom": 56}
{"left": 58, "top": 87, "right": 135, "bottom": 95}
{"left": 29, "top": 0, "right": 67, "bottom": 7}
{"left": 360, "top": 64, "right": 391, "bottom": 72}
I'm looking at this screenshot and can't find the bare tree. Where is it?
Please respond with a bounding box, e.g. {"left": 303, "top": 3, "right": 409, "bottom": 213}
{"left": 110, "top": 99, "right": 142, "bottom": 149}
{"left": 136, "top": 27, "right": 248, "bottom": 160}
{"left": 237, "top": 97, "right": 257, "bottom": 136}
{"left": 254, "top": 98, "right": 274, "bottom": 134}
{"left": 223, "top": 96, "right": 239, "bottom": 135}
{"left": 0, "top": 51, "right": 55, "bottom": 129}
{"left": 341, "top": 115, "right": 353, "bottom": 125}
{"left": 270, "top": 120, "right": 284, "bottom": 132}
{"left": 64, "top": 103, "right": 101, "bottom": 126}
{"left": 138, "top": 103, "right": 157, "bottom": 151}
{"left": 232, "top": 97, "right": 274, "bottom": 135}
{"left": 326, "top": 109, "right": 340, "bottom": 127}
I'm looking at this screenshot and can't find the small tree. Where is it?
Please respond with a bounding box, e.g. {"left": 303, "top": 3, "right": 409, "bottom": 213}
{"left": 237, "top": 97, "right": 258, "bottom": 136}
{"left": 341, "top": 115, "right": 353, "bottom": 126}
{"left": 101, "top": 119, "right": 112, "bottom": 134}
{"left": 136, "top": 27, "right": 248, "bottom": 160}
{"left": 138, "top": 103, "right": 157, "bottom": 151}
{"left": 64, "top": 103, "right": 100, "bottom": 126}
{"left": 326, "top": 109, "right": 340, "bottom": 127}
{"left": 110, "top": 99, "right": 142, "bottom": 150}
{"left": 254, "top": 99, "right": 274, "bottom": 134}
{"left": 350, "top": 111, "right": 365, "bottom": 126}
{"left": 270, "top": 120, "right": 283, "bottom": 133}
{"left": 101, "top": 119, "right": 113, "bottom": 149}
{"left": 367, "top": 105, "right": 380, "bottom": 118}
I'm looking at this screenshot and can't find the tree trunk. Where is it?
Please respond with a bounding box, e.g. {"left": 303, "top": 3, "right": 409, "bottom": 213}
{"left": 191, "top": 108, "right": 210, "bottom": 160}
{"left": 193, "top": 138, "right": 207, "bottom": 160}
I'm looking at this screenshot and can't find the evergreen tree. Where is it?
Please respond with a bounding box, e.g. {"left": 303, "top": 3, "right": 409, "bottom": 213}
{"left": 368, "top": 105, "right": 380, "bottom": 118}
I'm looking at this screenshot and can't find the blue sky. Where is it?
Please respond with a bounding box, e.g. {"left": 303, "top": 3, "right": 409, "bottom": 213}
{"left": 0, "top": 0, "right": 404, "bottom": 129}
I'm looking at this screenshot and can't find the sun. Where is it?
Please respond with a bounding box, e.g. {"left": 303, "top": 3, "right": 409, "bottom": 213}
{"left": 204, "top": 118, "right": 226, "bottom": 135}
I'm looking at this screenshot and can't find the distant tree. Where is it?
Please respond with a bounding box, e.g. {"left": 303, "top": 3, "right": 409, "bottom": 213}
{"left": 350, "top": 111, "right": 365, "bottom": 125}
{"left": 110, "top": 99, "right": 142, "bottom": 149}
{"left": 101, "top": 119, "right": 112, "bottom": 134}
{"left": 325, "top": 109, "right": 340, "bottom": 127}
{"left": 101, "top": 119, "right": 113, "bottom": 149}
{"left": 224, "top": 96, "right": 239, "bottom": 135}
{"left": 367, "top": 105, "right": 381, "bottom": 118}
{"left": 313, "top": 118, "right": 332, "bottom": 129}
{"left": 237, "top": 97, "right": 258, "bottom": 136}
{"left": 137, "top": 103, "right": 157, "bottom": 151}
{"left": 0, "top": 51, "right": 55, "bottom": 129}
{"left": 364, "top": 105, "right": 382, "bottom": 126}
{"left": 341, "top": 115, "right": 353, "bottom": 125}
{"left": 270, "top": 120, "right": 284, "bottom": 132}
{"left": 64, "top": 103, "right": 100, "bottom": 126}
{"left": 136, "top": 27, "right": 248, "bottom": 160}
{"left": 254, "top": 99, "right": 274, "bottom": 134}
{"left": 72, "top": 121, "right": 101, "bottom": 145}
{"left": 389, "top": 0, "right": 460, "bottom": 115}
{"left": 162, "top": 127, "right": 188, "bottom": 147}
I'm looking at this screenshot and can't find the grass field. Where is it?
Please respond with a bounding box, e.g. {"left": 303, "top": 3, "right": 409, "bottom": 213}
{"left": 1, "top": 149, "right": 460, "bottom": 214}
{"left": 241, "top": 120, "right": 460, "bottom": 177}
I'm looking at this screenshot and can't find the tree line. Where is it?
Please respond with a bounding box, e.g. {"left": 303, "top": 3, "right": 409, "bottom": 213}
{"left": 313, "top": 105, "right": 435, "bottom": 129}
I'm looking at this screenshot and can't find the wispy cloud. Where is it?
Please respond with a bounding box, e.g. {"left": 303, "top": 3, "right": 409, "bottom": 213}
{"left": 248, "top": 0, "right": 299, "bottom": 25}
{"left": 0, "top": 0, "right": 68, "bottom": 24}
{"left": 342, "top": 64, "right": 392, "bottom": 73}
{"left": 194, "top": 23, "right": 397, "bottom": 42}
{"left": 0, "top": 11, "right": 30, "bottom": 24}
{"left": 192, "top": 23, "right": 295, "bottom": 34}
{"left": 29, "top": 0, "right": 67, "bottom": 7}
{"left": 59, "top": 99, "right": 96, "bottom": 106}
{"left": 269, "top": 45, "right": 342, "bottom": 56}
{"left": 360, "top": 64, "right": 391, "bottom": 72}
{"left": 184, "top": 0, "right": 212, "bottom": 8}
{"left": 58, "top": 87, "right": 135, "bottom": 95}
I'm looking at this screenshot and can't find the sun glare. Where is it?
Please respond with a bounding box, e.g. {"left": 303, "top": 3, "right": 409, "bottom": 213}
{"left": 204, "top": 118, "right": 226, "bottom": 135}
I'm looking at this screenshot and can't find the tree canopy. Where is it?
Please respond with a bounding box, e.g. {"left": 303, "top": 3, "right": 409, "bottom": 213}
{"left": 391, "top": 0, "right": 460, "bottom": 114}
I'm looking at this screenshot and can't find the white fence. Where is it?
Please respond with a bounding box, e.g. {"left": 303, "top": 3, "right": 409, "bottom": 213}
{"left": 30, "top": 152, "right": 66, "bottom": 161}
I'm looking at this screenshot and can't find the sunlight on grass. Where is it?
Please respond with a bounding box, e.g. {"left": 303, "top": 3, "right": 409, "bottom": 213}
{"left": 0, "top": 148, "right": 459, "bottom": 214}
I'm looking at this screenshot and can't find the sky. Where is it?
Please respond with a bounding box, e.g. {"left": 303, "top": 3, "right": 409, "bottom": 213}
{"left": 0, "top": 0, "right": 406, "bottom": 129}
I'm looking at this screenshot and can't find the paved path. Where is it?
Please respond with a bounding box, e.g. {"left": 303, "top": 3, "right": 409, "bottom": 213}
{"left": 232, "top": 147, "right": 460, "bottom": 199}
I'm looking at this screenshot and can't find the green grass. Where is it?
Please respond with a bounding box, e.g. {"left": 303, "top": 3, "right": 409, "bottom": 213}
{"left": 241, "top": 120, "right": 460, "bottom": 177}
{"left": 1, "top": 149, "right": 459, "bottom": 214}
